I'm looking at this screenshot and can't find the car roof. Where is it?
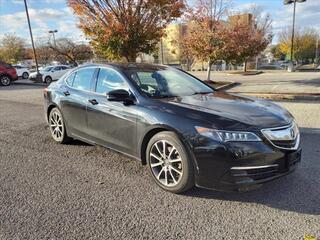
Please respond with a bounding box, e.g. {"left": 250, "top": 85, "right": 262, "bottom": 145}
{"left": 76, "top": 62, "right": 169, "bottom": 72}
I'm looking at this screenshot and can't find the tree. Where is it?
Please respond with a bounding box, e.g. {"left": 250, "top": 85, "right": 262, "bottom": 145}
{"left": 49, "top": 38, "right": 93, "bottom": 66}
{"left": 270, "top": 44, "right": 285, "bottom": 61}
{"left": 184, "top": 20, "right": 230, "bottom": 78}
{"left": 227, "top": 5, "right": 272, "bottom": 71}
{"left": 279, "top": 28, "right": 319, "bottom": 63}
{"left": 67, "top": 0, "right": 185, "bottom": 62}
{"left": 36, "top": 45, "right": 56, "bottom": 65}
{"left": 225, "top": 23, "right": 271, "bottom": 71}
{"left": 182, "top": 0, "right": 231, "bottom": 80}
{"left": 0, "top": 34, "right": 26, "bottom": 63}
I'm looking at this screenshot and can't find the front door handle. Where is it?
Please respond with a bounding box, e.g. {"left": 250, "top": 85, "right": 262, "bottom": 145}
{"left": 88, "top": 99, "right": 98, "bottom": 105}
{"left": 63, "top": 91, "right": 70, "bottom": 96}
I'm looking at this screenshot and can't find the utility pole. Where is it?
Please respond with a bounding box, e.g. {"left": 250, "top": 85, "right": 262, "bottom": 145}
{"left": 24, "top": 0, "right": 42, "bottom": 81}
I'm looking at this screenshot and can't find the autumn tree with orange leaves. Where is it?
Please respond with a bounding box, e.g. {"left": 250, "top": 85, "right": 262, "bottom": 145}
{"left": 68, "top": 0, "right": 185, "bottom": 62}
{"left": 183, "top": 0, "right": 271, "bottom": 79}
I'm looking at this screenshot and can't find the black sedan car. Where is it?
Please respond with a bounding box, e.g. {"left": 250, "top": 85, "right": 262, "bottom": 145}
{"left": 44, "top": 63, "right": 301, "bottom": 193}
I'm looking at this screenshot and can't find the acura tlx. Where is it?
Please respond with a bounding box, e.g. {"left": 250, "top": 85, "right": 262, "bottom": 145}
{"left": 44, "top": 63, "right": 301, "bottom": 193}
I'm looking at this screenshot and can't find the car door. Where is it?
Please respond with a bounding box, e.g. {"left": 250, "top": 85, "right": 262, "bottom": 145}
{"left": 60, "top": 66, "right": 69, "bottom": 76}
{"left": 51, "top": 66, "right": 62, "bottom": 80}
{"left": 59, "top": 67, "right": 97, "bottom": 139}
{"left": 86, "top": 67, "right": 138, "bottom": 156}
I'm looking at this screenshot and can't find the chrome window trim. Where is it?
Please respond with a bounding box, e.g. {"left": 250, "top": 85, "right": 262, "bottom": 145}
{"left": 261, "top": 122, "right": 300, "bottom": 150}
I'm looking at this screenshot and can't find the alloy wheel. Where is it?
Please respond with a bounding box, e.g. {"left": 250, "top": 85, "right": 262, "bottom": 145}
{"left": 1, "top": 76, "right": 10, "bottom": 86}
{"left": 149, "top": 140, "right": 183, "bottom": 187}
{"left": 49, "top": 110, "right": 64, "bottom": 141}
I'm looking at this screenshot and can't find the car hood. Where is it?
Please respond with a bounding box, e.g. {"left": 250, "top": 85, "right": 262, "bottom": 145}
{"left": 159, "top": 92, "right": 293, "bottom": 129}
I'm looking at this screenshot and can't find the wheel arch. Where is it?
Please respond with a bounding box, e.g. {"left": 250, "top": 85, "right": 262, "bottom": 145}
{"left": 0, "top": 73, "right": 12, "bottom": 80}
{"left": 47, "top": 103, "right": 57, "bottom": 121}
{"left": 139, "top": 125, "right": 193, "bottom": 165}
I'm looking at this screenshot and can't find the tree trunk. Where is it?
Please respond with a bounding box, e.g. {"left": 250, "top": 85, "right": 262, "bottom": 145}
{"left": 125, "top": 53, "right": 137, "bottom": 63}
{"left": 206, "top": 60, "right": 212, "bottom": 81}
{"left": 244, "top": 60, "right": 247, "bottom": 72}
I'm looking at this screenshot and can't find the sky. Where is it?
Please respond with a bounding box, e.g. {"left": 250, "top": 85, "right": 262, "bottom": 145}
{"left": 0, "top": 0, "right": 320, "bottom": 46}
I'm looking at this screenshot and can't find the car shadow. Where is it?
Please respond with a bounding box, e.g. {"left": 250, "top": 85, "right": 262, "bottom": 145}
{"left": 66, "top": 139, "right": 92, "bottom": 146}
{"left": 184, "top": 127, "right": 320, "bottom": 216}
{"left": 293, "top": 78, "right": 320, "bottom": 88}
{"left": 0, "top": 83, "right": 45, "bottom": 91}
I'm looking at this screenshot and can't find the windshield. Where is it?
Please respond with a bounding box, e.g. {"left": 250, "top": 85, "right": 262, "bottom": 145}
{"left": 126, "top": 67, "right": 213, "bottom": 98}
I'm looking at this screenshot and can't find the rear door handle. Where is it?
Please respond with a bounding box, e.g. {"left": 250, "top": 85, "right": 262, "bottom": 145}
{"left": 88, "top": 99, "right": 98, "bottom": 105}
{"left": 63, "top": 91, "right": 70, "bottom": 96}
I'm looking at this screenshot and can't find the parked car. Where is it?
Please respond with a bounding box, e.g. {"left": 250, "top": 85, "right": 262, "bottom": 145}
{"left": 44, "top": 63, "right": 301, "bottom": 193}
{"left": 0, "top": 61, "right": 18, "bottom": 86}
{"left": 13, "top": 65, "right": 30, "bottom": 79}
{"left": 29, "top": 65, "right": 70, "bottom": 84}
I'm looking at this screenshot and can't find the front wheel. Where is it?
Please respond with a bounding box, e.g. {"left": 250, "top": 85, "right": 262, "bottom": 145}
{"left": 44, "top": 76, "right": 52, "bottom": 84}
{"left": 146, "top": 131, "right": 194, "bottom": 193}
{"left": 0, "top": 75, "right": 11, "bottom": 86}
{"left": 48, "top": 108, "right": 71, "bottom": 144}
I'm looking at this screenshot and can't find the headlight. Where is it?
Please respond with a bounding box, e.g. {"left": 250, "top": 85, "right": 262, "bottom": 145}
{"left": 195, "top": 127, "right": 262, "bottom": 142}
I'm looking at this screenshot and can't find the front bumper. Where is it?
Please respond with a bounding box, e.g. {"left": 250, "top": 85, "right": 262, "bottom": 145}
{"left": 192, "top": 139, "right": 301, "bottom": 192}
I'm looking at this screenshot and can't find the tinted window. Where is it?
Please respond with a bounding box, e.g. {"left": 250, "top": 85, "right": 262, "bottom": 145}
{"left": 43, "top": 67, "right": 53, "bottom": 72}
{"left": 127, "top": 68, "right": 213, "bottom": 98}
{"left": 54, "top": 66, "right": 61, "bottom": 71}
{"left": 60, "top": 66, "right": 68, "bottom": 70}
{"left": 96, "top": 68, "right": 128, "bottom": 94}
{"left": 65, "top": 72, "right": 76, "bottom": 86}
{"left": 73, "top": 68, "right": 96, "bottom": 91}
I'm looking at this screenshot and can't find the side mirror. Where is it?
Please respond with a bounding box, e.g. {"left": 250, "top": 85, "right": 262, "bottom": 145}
{"left": 107, "top": 89, "right": 134, "bottom": 105}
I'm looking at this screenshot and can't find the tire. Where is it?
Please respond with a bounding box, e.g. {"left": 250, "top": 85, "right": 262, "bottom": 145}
{"left": 44, "top": 76, "right": 52, "bottom": 84}
{"left": 0, "top": 75, "right": 11, "bottom": 86}
{"left": 22, "top": 72, "right": 29, "bottom": 79}
{"left": 146, "top": 131, "right": 194, "bottom": 193}
{"left": 48, "top": 107, "right": 72, "bottom": 144}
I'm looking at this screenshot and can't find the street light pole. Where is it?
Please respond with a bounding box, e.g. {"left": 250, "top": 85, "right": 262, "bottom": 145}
{"left": 316, "top": 38, "right": 319, "bottom": 64}
{"left": 49, "top": 30, "right": 58, "bottom": 47}
{"left": 23, "top": 0, "right": 41, "bottom": 80}
{"left": 290, "top": 0, "right": 296, "bottom": 63}
{"left": 284, "top": 0, "right": 306, "bottom": 72}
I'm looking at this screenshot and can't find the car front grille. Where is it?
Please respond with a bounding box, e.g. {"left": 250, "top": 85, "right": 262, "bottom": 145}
{"left": 261, "top": 122, "right": 300, "bottom": 150}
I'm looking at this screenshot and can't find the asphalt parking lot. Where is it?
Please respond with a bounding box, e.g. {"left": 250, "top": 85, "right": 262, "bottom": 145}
{"left": 0, "top": 84, "right": 319, "bottom": 240}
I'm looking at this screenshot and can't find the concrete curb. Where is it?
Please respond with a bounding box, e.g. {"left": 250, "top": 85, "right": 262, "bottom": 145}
{"left": 227, "top": 71, "right": 263, "bottom": 76}
{"left": 215, "top": 82, "right": 240, "bottom": 91}
{"left": 231, "top": 92, "right": 320, "bottom": 101}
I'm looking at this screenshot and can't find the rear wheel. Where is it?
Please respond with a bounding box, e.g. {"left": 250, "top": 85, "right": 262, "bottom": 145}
{"left": 146, "top": 131, "right": 194, "bottom": 193}
{"left": 0, "top": 75, "right": 11, "bottom": 86}
{"left": 45, "top": 76, "right": 52, "bottom": 84}
{"left": 48, "top": 108, "right": 71, "bottom": 144}
{"left": 22, "top": 72, "right": 29, "bottom": 79}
